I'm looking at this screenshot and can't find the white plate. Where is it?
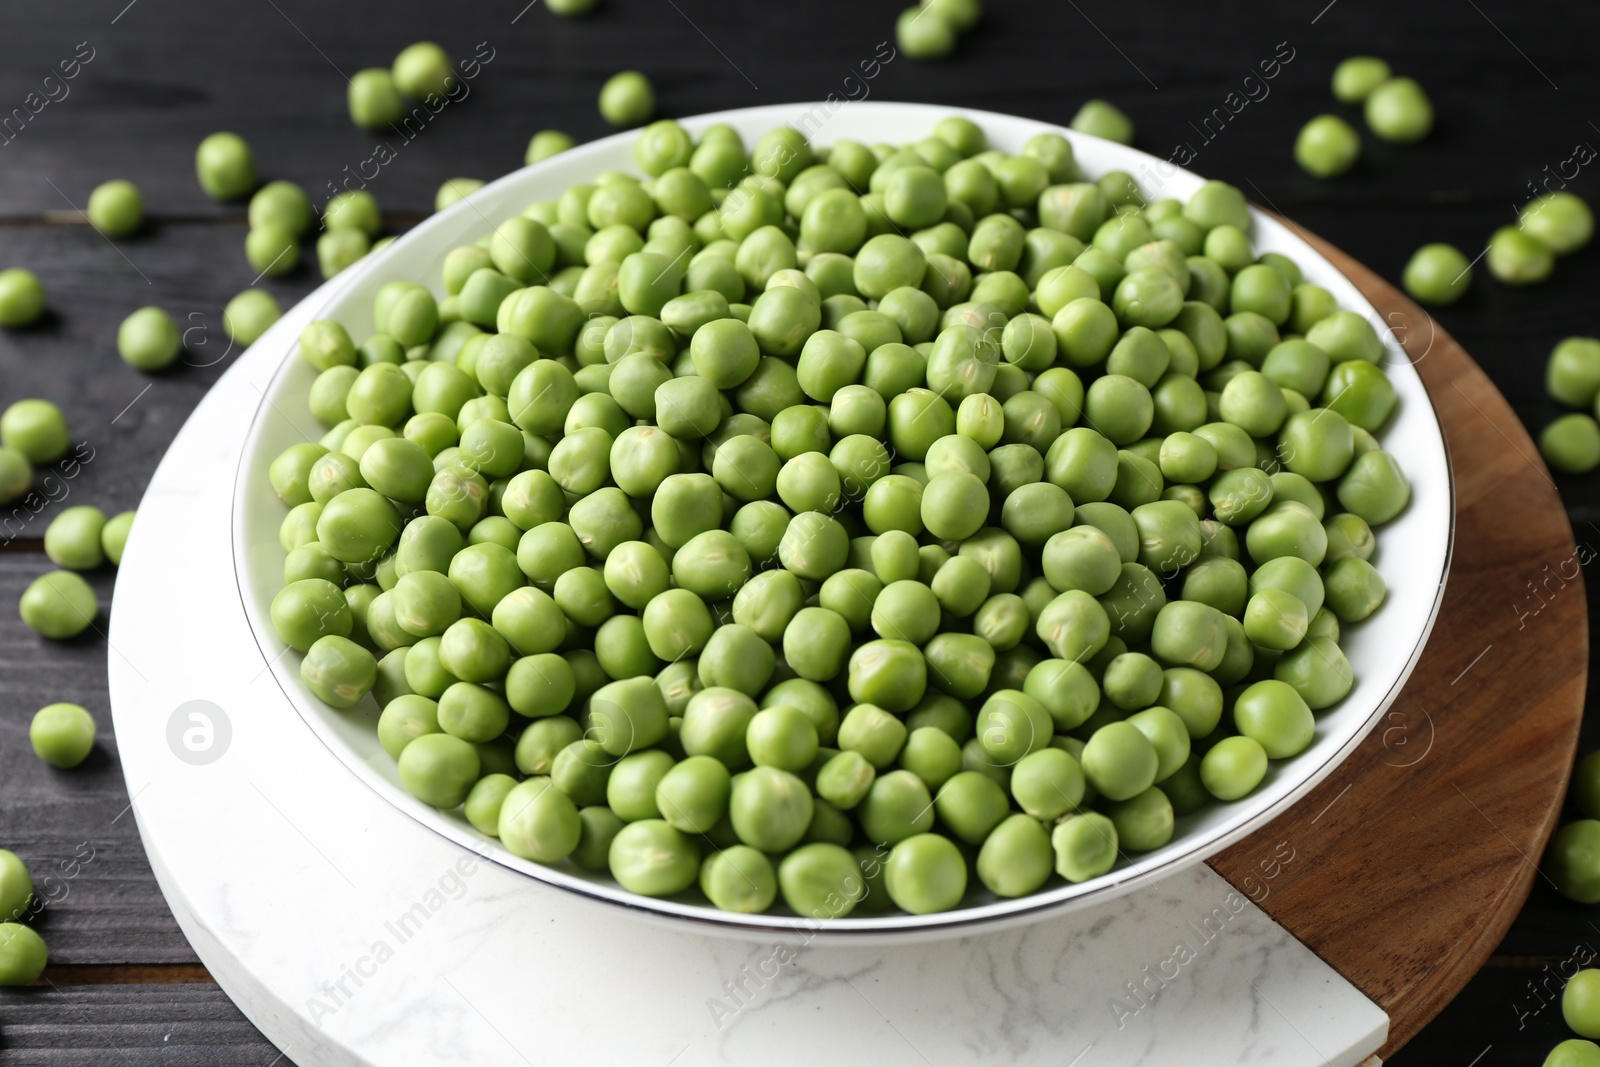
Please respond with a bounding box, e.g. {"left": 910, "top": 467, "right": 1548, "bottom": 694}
{"left": 231, "top": 101, "right": 1452, "bottom": 941}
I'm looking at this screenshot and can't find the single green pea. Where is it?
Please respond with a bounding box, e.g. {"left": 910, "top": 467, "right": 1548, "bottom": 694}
{"left": 883, "top": 832, "right": 967, "bottom": 914}
{"left": 318, "top": 229, "right": 370, "bottom": 278}
{"left": 1294, "top": 115, "right": 1361, "bottom": 179}
{"left": 1521, "top": 191, "right": 1594, "bottom": 257}
{"left": 1106, "top": 785, "right": 1174, "bottom": 852}
{"left": 1070, "top": 99, "right": 1134, "bottom": 144}
{"left": 1487, "top": 225, "right": 1555, "bottom": 286}
{"left": 896, "top": 5, "right": 957, "bottom": 59}
{"left": 700, "top": 845, "right": 778, "bottom": 913}
{"left": 222, "top": 288, "right": 282, "bottom": 346}
{"left": 1331, "top": 56, "right": 1391, "bottom": 102}
{"left": 1081, "top": 720, "right": 1158, "bottom": 801}
{"left": 1364, "top": 76, "right": 1433, "bottom": 144}
{"left": 1052, "top": 812, "right": 1119, "bottom": 883}
{"left": 1337, "top": 449, "right": 1410, "bottom": 524}
{"left": 726, "top": 765, "right": 813, "bottom": 853}
{"left": 1567, "top": 971, "right": 1600, "bottom": 1039}
{"left": 195, "top": 131, "right": 257, "bottom": 201}
{"left": 0, "top": 851, "right": 33, "bottom": 924}
{"left": 1023, "top": 657, "right": 1100, "bottom": 732}
{"left": 88, "top": 179, "right": 144, "bottom": 237}
{"left": 302, "top": 635, "right": 379, "bottom": 709}
{"left": 0, "top": 400, "right": 68, "bottom": 465}
{"left": 1544, "top": 1039, "right": 1600, "bottom": 1067}
{"left": 29, "top": 702, "right": 96, "bottom": 768}
{"left": 42, "top": 505, "right": 106, "bottom": 571}
{"left": 1549, "top": 821, "right": 1600, "bottom": 903}
{"left": 398, "top": 732, "right": 480, "bottom": 809}
{"left": 20, "top": 569, "right": 98, "bottom": 640}
{"left": 1233, "top": 679, "right": 1315, "bottom": 759}
{"left": 348, "top": 67, "right": 405, "bottom": 129}
{"left": 499, "top": 777, "right": 582, "bottom": 862}
{"left": 100, "top": 510, "right": 134, "bottom": 566}
{"left": 1541, "top": 414, "right": 1600, "bottom": 474}
{"left": 1010, "top": 746, "right": 1086, "bottom": 820}
{"left": 1401, "top": 244, "right": 1472, "bottom": 307}
{"left": 976, "top": 813, "right": 1054, "bottom": 898}
{"left": 391, "top": 40, "right": 454, "bottom": 97}
{"left": 599, "top": 70, "right": 655, "bottom": 127}
{"left": 0, "top": 923, "right": 48, "bottom": 985}
{"left": 1323, "top": 555, "right": 1387, "bottom": 622}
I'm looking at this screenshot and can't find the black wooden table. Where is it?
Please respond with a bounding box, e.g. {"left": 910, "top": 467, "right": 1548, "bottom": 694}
{"left": 0, "top": 0, "right": 1595, "bottom": 1061}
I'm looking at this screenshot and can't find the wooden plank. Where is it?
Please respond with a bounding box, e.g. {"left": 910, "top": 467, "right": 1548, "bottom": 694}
{"left": 0, "top": 0, "right": 1586, "bottom": 220}
{"left": 0, "top": 555, "right": 194, "bottom": 965}
{"left": 0, "top": 223, "right": 331, "bottom": 524}
{"left": 0, "top": 983, "right": 283, "bottom": 1066}
{"left": 1208, "top": 240, "right": 1589, "bottom": 1057}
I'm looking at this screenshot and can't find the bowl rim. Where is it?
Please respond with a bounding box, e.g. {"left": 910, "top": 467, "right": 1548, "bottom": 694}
{"left": 232, "top": 100, "right": 1455, "bottom": 939}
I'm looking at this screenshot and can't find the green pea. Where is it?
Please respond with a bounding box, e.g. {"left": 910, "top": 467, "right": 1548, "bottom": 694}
{"left": 16, "top": 567, "right": 96, "bottom": 640}
{"left": 1081, "top": 720, "right": 1158, "bottom": 801}
{"left": 1010, "top": 747, "right": 1086, "bottom": 820}
{"left": 1364, "top": 76, "right": 1433, "bottom": 143}
{"left": 496, "top": 777, "right": 582, "bottom": 863}
{"left": 1323, "top": 555, "right": 1387, "bottom": 622}
{"left": 0, "top": 923, "right": 48, "bottom": 985}
{"left": 1542, "top": 414, "right": 1600, "bottom": 474}
{"left": 883, "top": 832, "right": 967, "bottom": 914}
{"left": 28, "top": 702, "right": 96, "bottom": 768}
{"left": 1337, "top": 450, "right": 1410, "bottom": 524}
{"left": 1200, "top": 736, "right": 1269, "bottom": 801}
{"left": 1107, "top": 786, "right": 1173, "bottom": 851}
{"left": 397, "top": 732, "right": 480, "bottom": 809}
{"left": 1548, "top": 822, "right": 1600, "bottom": 904}
{"left": 1036, "top": 588, "right": 1111, "bottom": 662}
{"left": 1233, "top": 679, "right": 1315, "bottom": 758}
{"left": 726, "top": 765, "right": 813, "bottom": 852}
{"left": 1522, "top": 191, "right": 1594, "bottom": 256}
{"left": 1052, "top": 812, "right": 1119, "bottom": 882}
{"left": 700, "top": 845, "right": 778, "bottom": 913}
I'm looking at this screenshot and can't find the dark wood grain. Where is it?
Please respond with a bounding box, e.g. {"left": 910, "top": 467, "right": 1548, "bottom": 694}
{"left": 0, "top": 983, "right": 276, "bottom": 1066}
{"left": 0, "top": 0, "right": 1595, "bottom": 1064}
{"left": 0, "top": 556, "right": 195, "bottom": 966}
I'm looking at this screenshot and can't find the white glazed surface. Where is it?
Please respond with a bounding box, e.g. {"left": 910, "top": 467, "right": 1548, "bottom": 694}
{"left": 231, "top": 101, "right": 1452, "bottom": 939}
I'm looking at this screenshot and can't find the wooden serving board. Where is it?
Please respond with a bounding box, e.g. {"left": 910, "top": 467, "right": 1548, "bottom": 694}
{"left": 1208, "top": 234, "right": 1589, "bottom": 1058}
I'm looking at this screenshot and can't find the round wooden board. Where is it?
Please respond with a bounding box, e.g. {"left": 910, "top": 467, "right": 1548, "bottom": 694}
{"left": 1207, "top": 232, "right": 1589, "bottom": 1058}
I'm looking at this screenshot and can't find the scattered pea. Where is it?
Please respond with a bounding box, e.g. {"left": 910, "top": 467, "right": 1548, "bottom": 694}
{"left": 29, "top": 703, "right": 96, "bottom": 768}
{"left": 599, "top": 71, "right": 655, "bottom": 127}
{"left": 87, "top": 179, "right": 144, "bottom": 237}
{"left": 1401, "top": 243, "right": 1471, "bottom": 306}
{"left": 1294, "top": 115, "right": 1360, "bottom": 179}
{"left": 0, "top": 269, "right": 45, "bottom": 327}
{"left": 117, "top": 306, "right": 183, "bottom": 371}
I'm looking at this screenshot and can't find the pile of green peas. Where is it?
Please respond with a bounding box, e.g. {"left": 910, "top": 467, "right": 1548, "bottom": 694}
{"left": 264, "top": 115, "right": 1409, "bottom": 918}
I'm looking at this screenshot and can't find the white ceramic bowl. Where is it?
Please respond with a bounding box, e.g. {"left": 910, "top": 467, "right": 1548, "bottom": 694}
{"left": 232, "top": 101, "right": 1452, "bottom": 940}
